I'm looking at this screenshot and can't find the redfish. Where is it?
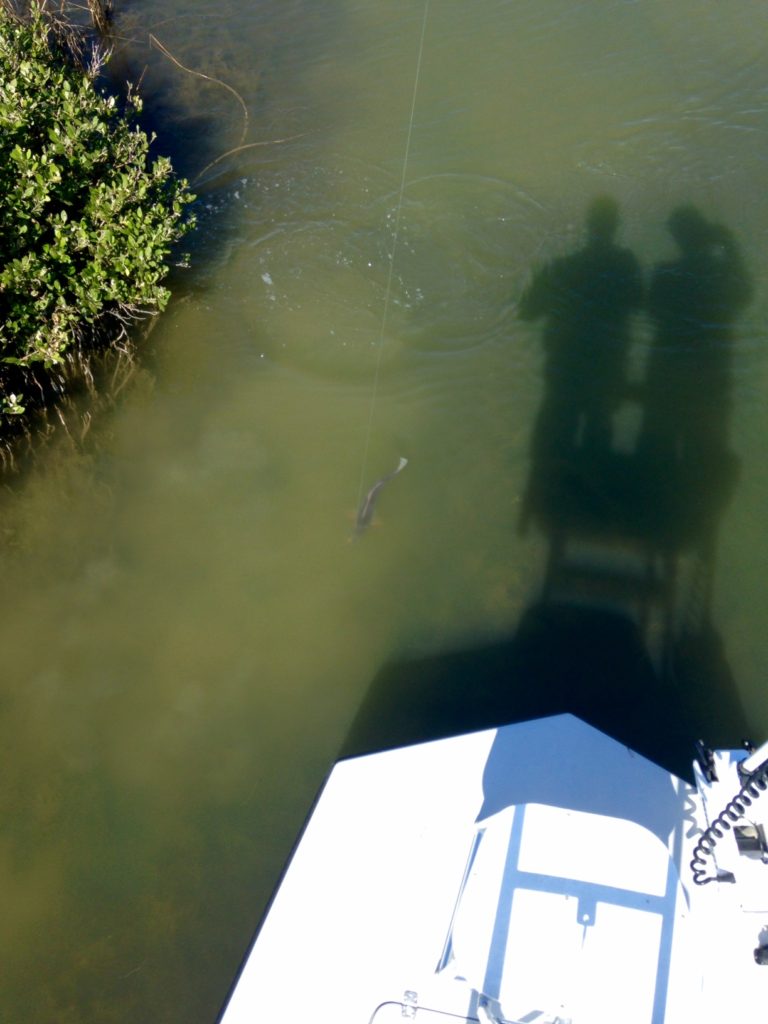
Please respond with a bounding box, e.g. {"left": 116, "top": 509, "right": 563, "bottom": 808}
{"left": 353, "top": 457, "right": 408, "bottom": 537}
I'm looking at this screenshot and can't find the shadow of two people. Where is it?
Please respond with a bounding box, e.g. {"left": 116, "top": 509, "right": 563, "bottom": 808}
{"left": 509, "top": 197, "right": 752, "bottom": 763}
{"left": 518, "top": 196, "right": 751, "bottom": 555}
{"left": 342, "top": 198, "right": 752, "bottom": 778}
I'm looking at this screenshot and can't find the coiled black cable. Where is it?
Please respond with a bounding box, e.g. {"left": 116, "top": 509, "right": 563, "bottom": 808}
{"left": 690, "top": 756, "right": 768, "bottom": 885}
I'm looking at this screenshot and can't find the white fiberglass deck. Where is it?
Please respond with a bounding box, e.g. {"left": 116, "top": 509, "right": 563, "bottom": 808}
{"left": 219, "top": 715, "right": 767, "bottom": 1024}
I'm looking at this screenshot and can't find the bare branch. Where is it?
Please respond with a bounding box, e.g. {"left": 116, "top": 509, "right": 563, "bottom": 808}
{"left": 149, "top": 32, "right": 249, "bottom": 148}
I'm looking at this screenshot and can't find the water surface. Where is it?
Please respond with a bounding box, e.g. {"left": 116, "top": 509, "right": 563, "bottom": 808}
{"left": 1, "top": 2, "right": 767, "bottom": 1021}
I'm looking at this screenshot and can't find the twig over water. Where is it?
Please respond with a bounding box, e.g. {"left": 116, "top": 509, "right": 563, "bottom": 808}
{"left": 149, "top": 32, "right": 248, "bottom": 148}
{"left": 192, "top": 134, "right": 310, "bottom": 186}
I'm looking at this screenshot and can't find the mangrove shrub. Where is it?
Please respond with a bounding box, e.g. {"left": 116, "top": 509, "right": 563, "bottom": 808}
{"left": 0, "top": 8, "right": 194, "bottom": 418}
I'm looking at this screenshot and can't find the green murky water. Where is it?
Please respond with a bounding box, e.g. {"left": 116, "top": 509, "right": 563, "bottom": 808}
{"left": 1, "top": 2, "right": 767, "bottom": 1020}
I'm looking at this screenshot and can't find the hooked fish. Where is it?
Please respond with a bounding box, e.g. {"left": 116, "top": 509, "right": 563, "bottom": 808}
{"left": 353, "top": 457, "right": 408, "bottom": 537}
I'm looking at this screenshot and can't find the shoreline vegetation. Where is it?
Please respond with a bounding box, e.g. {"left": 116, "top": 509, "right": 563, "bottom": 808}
{"left": 0, "top": 0, "right": 195, "bottom": 458}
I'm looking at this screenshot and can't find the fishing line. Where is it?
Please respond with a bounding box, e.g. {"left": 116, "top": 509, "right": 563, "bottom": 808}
{"left": 355, "top": 0, "right": 431, "bottom": 511}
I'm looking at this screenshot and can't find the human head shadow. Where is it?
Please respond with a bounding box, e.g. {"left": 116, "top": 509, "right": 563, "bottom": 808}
{"left": 341, "top": 201, "right": 753, "bottom": 782}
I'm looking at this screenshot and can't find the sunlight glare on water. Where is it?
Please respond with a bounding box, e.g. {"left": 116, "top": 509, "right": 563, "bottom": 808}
{"left": 1, "top": 2, "right": 767, "bottom": 1021}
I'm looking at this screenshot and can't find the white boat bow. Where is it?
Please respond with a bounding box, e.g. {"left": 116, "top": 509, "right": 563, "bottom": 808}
{"left": 218, "top": 714, "right": 768, "bottom": 1024}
